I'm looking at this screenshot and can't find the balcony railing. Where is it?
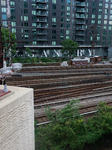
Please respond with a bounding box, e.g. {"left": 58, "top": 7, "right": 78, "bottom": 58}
{"left": 76, "top": 9, "right": 85, "bottom": 13}
{"left": 75, "top": 27, "right": 84, "bottom": 30}
{"left": 76, "top": 15, "right": 85, "bottom": 18}
{"left": 37, "top": 32, "right": 47, "bottom": 34}
{"left": 37, "top": 19, "right": 47, "bottom": 22}
{"left": 37, "top": 0, "right": 47, "bottom": 3}
{"left": 75, "top": 33, "right": 84, "bottom": 36}
{"left": 37, "top": 38, "right": 48, "bottom": 41}
{"left": 76, "top": 3, "right": 86, "bottom": 7}
{"left": 76, "top": 21, "right": 85, "bottom": 24}
{"left": 37, "top": 25, "right": 47, "bottom": 28}
{"left": 37, "top": 13, "right": 48, "bottom": 16}
{"left": 75, "top": 38, "right": 84, "bottom": 41}
{"left": 37, "top": 6, "right": 47, "bottom": 9}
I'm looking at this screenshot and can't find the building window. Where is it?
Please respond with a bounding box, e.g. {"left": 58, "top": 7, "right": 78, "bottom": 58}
{"left": 105, "top": 3, "right": 108, "bottom": 8}
{"left": 52, "top": 0, "right": 56, "bottom": 3}
{"left": 24, "top": 22, "right": 28, "bottom": 26}
{"left": 11, "top": 15, "right": 16, "bottom": 20}
{"left": 32, "top": 10, "right": 36, "bottom": 15}
{"left": 11, "top": 22, "right": 16, "bottom": 26}
{"left": 109, "top": 21, "right": 112, "bottom": 25}
{"left": 67, "top": 0, "right": 70, "bottom": 4}
{"left": 32, "top": 23, "right": 36, "bottom": 26}
{"left": 67, "top": 6, "right": 70, "bottom": 11}
{"left": 91, "top": 20, "right": 95, "bottom": 24}
{"left": 99, "top": 3, "right": 102, "bottom": 7}
{"left": 25, "top": 35, "right": 29, "bottom": 39}
{"left": 2, "top": 14, "right": 7, "bottom": 20}
{"left": 32, "top": 16, "right": 36, "bottom": 21}
{"left": 104, "top": 15, "right": 108, "bottom": 19}
{"left": 61, "top": 30, "right": 64, "bottom": 35}
{"left": 32, "top": 29, "right": 36, "bottom": 34}
{"left": 61, "top": 0, "right": 65, "bottom": 4}
{"left": 52, "top": 24, "right": 56, "bottom": 28}
{"left": 52, "top": 11, "right": 56, "bottom": 16}
{"left": 66, "top": 36, "right": 69, "bottom": 39}
{"left": 109, "top": 15, "right": 112, "bottom": 20}
{"left": 52, "top": 35, "right": 56, "bottom": 39}
{"left": 2, "top": 21, "right": 7, "bottom": 26}
{"left": 67, "top": 12, "right": 70, "bottom": 17}
{"left": 1, "top": 0, "right": 6, "bottom": 6}
{"left": 52, "top": 30, "right": 56, "bottom": 34}
{"left": 24, "top": 9, "right": 28, "bottom": 14}
{"left": 66, "top": 24, "right": 70, "bottom": 28}
{"left": 12, "top": 28, "right": 16, "bottom": 33}
{"left": 98, "top": 20, "right": 101, "bottom": 24}
{"left": 1, "top": 7, "right": 6, "bottom": 13}
{"left": 21, "top": 16, "right": 23, "bottom": 21}
{"left": 61, "top": 18, "right": 64, "bottom": 22}
{"left": 61, "top": 5, "right": 65, "bottom": 10}
{"left": 24, "top": 2, "right": 28, "bottom": 8}
{"left": 24, "top": 16, "right": 28, "bottom": 21}
{"left": 108, "top": 26, "right": 112, "bottom": 30}
{"left": 104, "top": 20, "right": 107, "bottom": 24}
{"left": 10, "top": 1, "right": 15, "bottom": 6}
{"left": 66, "top": 30, "right": 70, "bottom": 35}
{"left": 61, "top": 12, "right": 64, "bottom": 16}
{"left": 32, "top": 41, "right": 37, "bottom": 45}
{"left": 92, "top": 14, "right": 95, "bottom": 18}
{"left": 52, "top": 5, "right": 56, "bottom": 10}
{"left": 66, "top": 18, "right": 70, "bottom": 23}
{"left": 52, "top": 18, "right": 56, "bottom": 22}
{"left": 32, "top": 4, "right": 36, "bottom": 8}
{"left": 60, "top": 36, "right": 64, "bottom": 39}
{"left": 52, "top": 41, "right": 56, "bottom": 45}
{"left": 11, "top": 8, "right": 15, "bottom": 13}
{"left": 61, "top": 24, "right": 64, "bottom": 28}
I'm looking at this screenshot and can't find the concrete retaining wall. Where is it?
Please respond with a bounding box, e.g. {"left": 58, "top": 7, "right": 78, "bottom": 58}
{"left": 0, "top": 85, "right": 34, "bottom": 150}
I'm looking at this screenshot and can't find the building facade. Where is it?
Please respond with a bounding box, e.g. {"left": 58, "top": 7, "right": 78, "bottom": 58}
{"left": 0, "top": 0, "right": 112, "bottom": 58}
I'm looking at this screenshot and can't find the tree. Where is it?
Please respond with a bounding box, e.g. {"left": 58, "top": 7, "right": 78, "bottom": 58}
{"left": 61, "top": 39, "right": 78, "bottom": 59}
{"left": 25, "top": 47, "right": 33, "bottom": 57}
{"left": 1, "top": 28, "right": 17, "bottom": 57}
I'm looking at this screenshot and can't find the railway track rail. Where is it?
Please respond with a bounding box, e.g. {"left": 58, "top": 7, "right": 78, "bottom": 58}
{"left": 5, "top": 65, "right": 112, "bottom": 125}
{"left": 35, "top": 100, "right": 112, "bottom": 126}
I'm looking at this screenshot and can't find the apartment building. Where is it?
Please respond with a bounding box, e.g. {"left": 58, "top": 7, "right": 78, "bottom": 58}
{"left": 0, "top": 0, "right": 112, "bottom": 58}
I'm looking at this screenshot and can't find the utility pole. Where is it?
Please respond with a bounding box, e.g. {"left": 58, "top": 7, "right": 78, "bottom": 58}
{"left": 0, "top": 21, "right": 3, "bottom": 68}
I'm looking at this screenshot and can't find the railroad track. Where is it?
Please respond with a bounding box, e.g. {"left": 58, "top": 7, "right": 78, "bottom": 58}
{"left": 35, "top": 99, "right": 112, "bottom": 125}
{"left": 5, "top": 64, "right": 112, "bottom": 125}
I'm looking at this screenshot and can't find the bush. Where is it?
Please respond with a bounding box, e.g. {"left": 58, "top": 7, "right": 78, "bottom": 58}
{"left": 35, "top": 101, "right": 112, "bottom": 150}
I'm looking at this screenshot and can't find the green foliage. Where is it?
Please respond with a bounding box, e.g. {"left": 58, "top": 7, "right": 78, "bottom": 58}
{"left": 12, "top": 57, "right": 69, "bottom": 64}
{"left": 35, "top": 101, "right": 112, "bottom": 150}
{"left": 25, "top": 47, "right": 33, "bottom": 57}
{"left": 1, "top": 28, "right": 17, "bottom": 56}
{"left": 61, "top": 39, "right": 78, "bottom": 59}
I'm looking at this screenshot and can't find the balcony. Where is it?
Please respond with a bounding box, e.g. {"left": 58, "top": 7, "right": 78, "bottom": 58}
{"left": 37, "top": 13, "right": 48, "bottom": 16}
{"left": 37, "top": 19, "right": 47, "bottom": 22}
{"left": 37, "top": 32, "right": 47, "bottom": 35}
{"left": 75, "top": 21, "right": 85, "bottom": 24}
{"left": 75, "top": 38, "right": 84, "bottom": 41}
{"left": 37, "top": 25, "right": 47, "bottom": 28}
{"left": 37, "top": 6, "right": 47, "bottom": 10}
{"left": 75, "top": 27, "right": 85, "bottom": 30}
{"left": 76, "top": 15, "right": 85, "bottom": 18}
{"left": 37, "top": 0, "right": 47, "bottom": 3}
{"left": 76, "top": 9, "right": 85, "bottom": 13}
{"left": 75, "top": 33, "right": 84, "bottom": 36}
{"left": 37, "top": 38, "right": 48, "bottom": 41}
{"left": 76, "top": 3, "right": 86, "bottom": 7}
